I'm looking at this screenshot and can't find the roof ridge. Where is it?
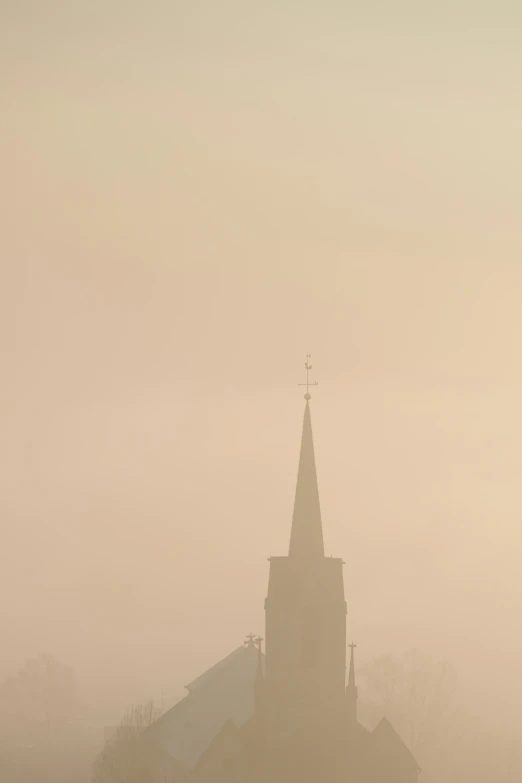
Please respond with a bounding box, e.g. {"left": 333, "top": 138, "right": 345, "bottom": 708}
{"left": 185, "top": 643, "right": 260, "bottom": 693}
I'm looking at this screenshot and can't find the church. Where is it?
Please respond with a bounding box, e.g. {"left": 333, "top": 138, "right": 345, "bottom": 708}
{"left": 147, "top": 385, "right": 420, "bottom": 783}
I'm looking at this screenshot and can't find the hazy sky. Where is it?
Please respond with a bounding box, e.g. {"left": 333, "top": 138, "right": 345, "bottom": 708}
{"left": 2, "top": 2, "right": 522, "bottom": 726}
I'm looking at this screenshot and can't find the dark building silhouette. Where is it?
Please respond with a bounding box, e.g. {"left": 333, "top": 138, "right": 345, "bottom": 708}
{"left": 149, "top": 396, "right": 420, "bottom": 782}
{"left": 148, "top": 641, "right": 262, "bottom": 769}
{"left": 264, "top": 401, "right": 347, "bottom": 726}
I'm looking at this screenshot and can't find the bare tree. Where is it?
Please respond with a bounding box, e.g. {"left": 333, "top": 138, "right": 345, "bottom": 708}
{"left": 0, "top": 654, "right": 82, "bottom": 747}
{"left": 359, "top": 649, "right": 522, "bottom": 783}
{"left": 92, "top": 701, "right": 181, "bottom": 783}
{"left": 360, "top": 649, "right": 457, "bottom": 765}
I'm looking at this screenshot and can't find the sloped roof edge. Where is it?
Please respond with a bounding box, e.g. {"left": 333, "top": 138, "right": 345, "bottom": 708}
{"left": 371, "top": 717, "right": 420, "bottom": 770}
{"left": 185, "top": 645, "right": 253, "bottom": 693}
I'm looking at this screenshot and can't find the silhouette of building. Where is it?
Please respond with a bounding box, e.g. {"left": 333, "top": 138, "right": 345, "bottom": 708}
{"left": 149, "top": 396, "right": 420, "bottom": 782}
{"left": 148, "top": 639, "right": 262, "bottom": 769}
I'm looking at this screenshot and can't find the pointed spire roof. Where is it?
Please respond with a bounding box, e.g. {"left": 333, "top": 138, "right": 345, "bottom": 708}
{"left": 346, "top": 641, "right": 358, "bottom": 721}
{"left": 288, "top": 401, "right": 325, "bottom": 560}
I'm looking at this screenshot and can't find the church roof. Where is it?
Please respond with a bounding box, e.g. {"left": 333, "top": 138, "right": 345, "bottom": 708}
{"left": 371, "top": 717, "right": 420, "bottom": 770}
{"left": 193, "top": 719, "right": 243, "bottom": 773}
{"left": 184, "top": 645, "right": 251, "bottom": 693}
{"left": 146, "top": 641, "right": 262, "bottom": 769}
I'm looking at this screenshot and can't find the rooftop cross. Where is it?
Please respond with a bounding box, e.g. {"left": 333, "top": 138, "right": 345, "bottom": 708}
{"left": 349, "top": 642, "right": 357, "bottom": 651}
{"left": 298, "top": 353, "right": 318, "bottom": 401}
{"left": 245, "top": 633, "right": 256, "bottom": 647}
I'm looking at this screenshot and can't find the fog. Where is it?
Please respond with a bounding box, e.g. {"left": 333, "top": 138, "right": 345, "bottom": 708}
{"left": 2, "top": 2, "right": 522, "bottom": 779}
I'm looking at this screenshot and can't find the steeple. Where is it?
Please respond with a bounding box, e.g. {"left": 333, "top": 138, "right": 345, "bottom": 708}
{"left": 288, "top": 401, "right": 325, "bottom": 560}
{"left": 264, "top": 359, "right": 347, "bottom": 717}
{"left": 346, "top": 642, "right": 358, "bottom": 721}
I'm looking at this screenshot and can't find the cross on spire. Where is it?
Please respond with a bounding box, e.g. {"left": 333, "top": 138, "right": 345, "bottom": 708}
{"left": 245, "top": 633, "right": 256, "bottom": 647}
{"left": 298, "top": 354, "right": 318, "bottom": 401}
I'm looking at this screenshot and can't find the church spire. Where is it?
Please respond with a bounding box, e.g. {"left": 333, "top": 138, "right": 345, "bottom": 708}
{"left": 288, "top": 392, "right": 324, "bottom": 560}
{"left": 346, "top": 642, "right": 358, "bottom": 721}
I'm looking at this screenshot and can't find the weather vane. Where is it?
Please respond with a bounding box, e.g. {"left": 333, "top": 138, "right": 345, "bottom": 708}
{"left": 298, "top": 353, "right": 318, "bottom": 400}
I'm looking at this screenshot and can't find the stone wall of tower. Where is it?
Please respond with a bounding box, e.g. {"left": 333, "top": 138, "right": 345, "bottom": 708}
{"left": 264, "top": 554, "right": 347, "bottom": 722}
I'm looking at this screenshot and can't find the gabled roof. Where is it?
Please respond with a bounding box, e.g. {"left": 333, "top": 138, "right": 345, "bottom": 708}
{"left": 146, "top": 642, "right": 262, "bottom": 769}
{"left": 371, "top": 717, "right": 420, "bottom": 770}
{"left": 194, "top": 719, "right": 244, "bottom": 772}
{"left": 185, "top": 645, "right": 250, "bottom": 693}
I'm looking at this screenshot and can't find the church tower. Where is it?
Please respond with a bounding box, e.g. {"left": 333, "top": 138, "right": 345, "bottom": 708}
{"left": 152, "top": 359, "right": 420, "bottom": 783}
{"left": 264, "top": 376, "right": 347, "bottom": 727}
